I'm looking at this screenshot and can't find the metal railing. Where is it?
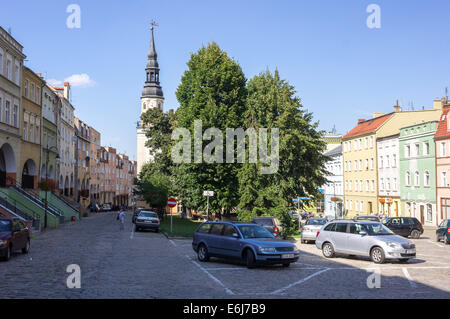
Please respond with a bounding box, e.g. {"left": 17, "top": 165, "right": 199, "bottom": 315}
{"left": 0, "top": 189, "right": 41, "bottom": 230}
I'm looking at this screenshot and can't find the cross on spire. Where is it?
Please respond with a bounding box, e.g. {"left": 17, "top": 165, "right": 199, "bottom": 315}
{"left": 150, "top": 20, "right": 158, "bottom": 31}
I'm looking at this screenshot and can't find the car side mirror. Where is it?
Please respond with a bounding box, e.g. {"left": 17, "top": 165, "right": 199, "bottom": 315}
{"left": 359, "top": 231, "right": 367, "bottom": 236}
{"left": 232, "top": 233, "right": 239, "bottom": 239}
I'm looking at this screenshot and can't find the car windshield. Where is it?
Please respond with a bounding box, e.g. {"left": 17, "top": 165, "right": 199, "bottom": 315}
{"left": 361, "top": 223, "right": 394, "bottom": 236}
{"left": 140, "top": 212, "right": 157, "bottom": 218}
{"left": 238, "top": 225, "right": 274, "bottom": 239}
{"left": 306, "top": 218, "right": 327, "bottom": 225}
{"left": 0, "top": 220, "right": 12, "bottom": 232}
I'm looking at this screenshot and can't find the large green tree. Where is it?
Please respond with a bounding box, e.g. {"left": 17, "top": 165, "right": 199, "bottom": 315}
{"left": 174, "top": 42, "right": 247, "bottom": 214}
{"left": 237, "top": 70, "right": 328, "bottom": 234}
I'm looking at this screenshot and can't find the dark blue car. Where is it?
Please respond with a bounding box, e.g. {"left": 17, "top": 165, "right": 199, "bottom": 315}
{"left": 192, "top": 221, "right": 300, "bottom": 268}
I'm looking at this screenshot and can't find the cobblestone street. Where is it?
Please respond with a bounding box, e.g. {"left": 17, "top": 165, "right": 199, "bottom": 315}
{"left": 1, "top": 212, "right": 449, "bottom": 298}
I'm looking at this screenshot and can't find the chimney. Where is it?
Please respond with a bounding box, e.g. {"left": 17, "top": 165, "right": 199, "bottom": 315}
{"left": 393, "top": 100, "right": 401, "bottom": 112}
{"left": 63, "top": 82, "right": 70, "bottom": 100}
{"left": 358, "top": 119, "right": 365, "bottom": 124}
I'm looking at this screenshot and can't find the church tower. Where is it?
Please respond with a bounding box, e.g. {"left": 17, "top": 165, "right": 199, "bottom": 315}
{"left": 137, "top": 23, "right": 164, "bottom": 174}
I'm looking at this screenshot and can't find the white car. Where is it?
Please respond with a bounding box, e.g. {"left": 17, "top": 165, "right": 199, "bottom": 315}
{"left": 315, "top": 220, "right": 416, "bottom": 264}
{"left": 135, "top": 211, "right": 160, "bottom": 232}
{"left": 102, "top": 204, "right": 111, "bottom": 211}
{"left": 301, "top": 218, "right": 328, "bottom": 243}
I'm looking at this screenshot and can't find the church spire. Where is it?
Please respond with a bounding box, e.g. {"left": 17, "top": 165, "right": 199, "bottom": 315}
{"left": 142, "top": 21, "right": 163, "bottom": 99}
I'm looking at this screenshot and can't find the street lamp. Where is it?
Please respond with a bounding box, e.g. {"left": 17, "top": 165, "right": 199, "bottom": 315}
{"left": 43, "top": 144, "right": 59, "bottom": 229}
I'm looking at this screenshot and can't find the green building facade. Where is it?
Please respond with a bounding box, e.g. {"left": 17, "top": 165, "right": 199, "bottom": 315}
{"left": 399, "top": 120, "right": 438, "bottom": 226}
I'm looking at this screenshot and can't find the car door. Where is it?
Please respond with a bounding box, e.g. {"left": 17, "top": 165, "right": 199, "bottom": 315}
{"left": 437, "top": 220, "right": 446, "bottom": 240}
{"left": 220, "top": 225, "right": 242, "bottom": 259}
{"left": 400, "top": 218, "right": 413, "bottom": 236}
{"left": 346, "top": 223, "right": 370, "bottom": 255}
{"left": 332, "top": 223, "right": 349, "bottom": 253}
{"left": 386, "top": 218, "right": 402, "bottom": 235}
{"left": 208, "top": 224, "right": 225, "bottom": 256}
{"left": 11, "top": 220, "right": 24, "bottom": 250}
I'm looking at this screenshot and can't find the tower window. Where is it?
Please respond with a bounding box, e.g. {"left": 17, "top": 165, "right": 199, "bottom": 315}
{"left": 143, "top": 103, "right": 146, "bottom": 110}
{"left": 151, "top": 73, "right": 155, "bottom": 82}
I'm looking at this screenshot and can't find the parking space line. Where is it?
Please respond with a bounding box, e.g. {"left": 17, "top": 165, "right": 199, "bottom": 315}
{"left": 402, "top": 268, "right": 417, "bottom": 288}
{"left": 427, "top": 240, "right": 446, "bottom": 248}
{"left": 188, "top": 256, "right": 234, "bottom": 295}
{"left": 169, "top": 240, "right": 177, "bottom": 247}
{"left": 270, "top": 268, "right": 330, "bottom": 294}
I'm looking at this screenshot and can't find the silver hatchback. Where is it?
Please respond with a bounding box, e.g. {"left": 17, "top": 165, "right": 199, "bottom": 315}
{"left": 315, "top": 220, "right": 416, "bottom": 264}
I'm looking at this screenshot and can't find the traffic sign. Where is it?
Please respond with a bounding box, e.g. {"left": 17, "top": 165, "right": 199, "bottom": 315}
{"left": 203, "top": 191, "right": 214, "bottom": 197}
{"left": 167, "top": 198, "right": 177, "bottom": 208}
{"left": 298, "top": 197, "right": 310, "bottom": 200}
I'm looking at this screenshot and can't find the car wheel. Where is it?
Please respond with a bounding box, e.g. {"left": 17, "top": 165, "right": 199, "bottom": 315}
{"left": 322, "top": 242, "right": 335, "bottom": 258}
{"left": 1, "top": 245, "right": 11, "bottom": 261}
{"left": 244, "top": 249, "right": 256, "bottom": 269}
{"left": 371, "top": 247, "right": 385, "bottom": 264}
{"left": 22, "top": 240, "right": 30, "bottom": 254}
{"left": 398, "top": 259, "right": 410, "bottom": 263}
{"left": 411, "top": 229, "right": 420, "bottom": 239}
{"left": 445, "top": 237, "right": 450, "bottom": 245}
{"left": 197, "top": 244, "right": 209, "bottom": 262}
{"left": 282, "top": 263, "right": 290, "bottom": 267}
{"left": 436, "top": 234, "right": 441, "bottom": 242}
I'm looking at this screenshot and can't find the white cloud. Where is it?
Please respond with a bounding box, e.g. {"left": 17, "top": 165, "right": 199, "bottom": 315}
{"left": 47, "top": 73, "right": 96, "bottom": 88}
{"left": 64, "top": 73, "right": 96, "bottom": 87}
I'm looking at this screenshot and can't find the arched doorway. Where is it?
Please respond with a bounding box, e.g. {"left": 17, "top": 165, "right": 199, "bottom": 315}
{"left": 0, "top": 143, "right": 16, "bottom": 187}
{"left": 22, "top": 159, "right": 37, "bottom": 189}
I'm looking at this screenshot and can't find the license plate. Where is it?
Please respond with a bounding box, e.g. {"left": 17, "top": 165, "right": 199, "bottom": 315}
{"left": 282, "top": 254, "right": 294, "bottom": 259}
{"left": 145, "top": 220, "right": 152, "bottom": 223}
{"left": 405, "top": 249, "right": 415, "bottom": 254}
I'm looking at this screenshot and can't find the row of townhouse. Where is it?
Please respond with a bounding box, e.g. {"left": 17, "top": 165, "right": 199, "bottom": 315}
{"left": 0, "top": 26, "right": 136, "bottom": 210}
{"left": 324, "top": 98, "right": 450, "bottom": 227}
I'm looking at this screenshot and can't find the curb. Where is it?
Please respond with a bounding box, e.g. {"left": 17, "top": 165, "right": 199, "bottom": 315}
{"left": 161, "top": 231, "right": 191, "bottom": 240}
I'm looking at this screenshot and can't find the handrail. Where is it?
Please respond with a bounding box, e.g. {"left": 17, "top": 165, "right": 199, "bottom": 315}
{"left": 0, "top": 189, "right": 41, "bottom": 221}
{"left": 5, "top": 176, "right": 64, "bottom": 218}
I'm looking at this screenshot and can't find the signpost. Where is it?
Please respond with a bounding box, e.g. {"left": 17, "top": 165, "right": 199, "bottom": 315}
{"left": 203, "top": 191, "right": 214, "bottom": 220}
{"left": 167, "top": 197, "right": 177, "bottom": 233}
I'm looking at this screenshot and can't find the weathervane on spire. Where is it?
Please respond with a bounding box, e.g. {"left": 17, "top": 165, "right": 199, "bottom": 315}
{"left": 150, "top": 20, "right": 158, "bottom": 31}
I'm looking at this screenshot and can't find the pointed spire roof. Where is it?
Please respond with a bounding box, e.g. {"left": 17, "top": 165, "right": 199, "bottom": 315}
{"left": 142, "top": 23, "right": 163, "bottom": 99}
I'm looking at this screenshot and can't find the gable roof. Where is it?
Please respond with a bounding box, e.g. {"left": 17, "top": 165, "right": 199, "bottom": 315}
{"left": 434, "top": 107, "right": 450, "bottom": 140}
{"left": 343, "top": 113, "right": 393, "bottom": 140}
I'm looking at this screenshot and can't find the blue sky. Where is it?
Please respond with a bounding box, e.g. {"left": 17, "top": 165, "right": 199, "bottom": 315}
{"left": 1, "top": 0, "right": 450, "bottom": 160}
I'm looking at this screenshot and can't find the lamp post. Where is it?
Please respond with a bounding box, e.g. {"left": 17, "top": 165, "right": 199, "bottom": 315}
{"left": 44, "top": 144, "right": 59, "bottom": 229}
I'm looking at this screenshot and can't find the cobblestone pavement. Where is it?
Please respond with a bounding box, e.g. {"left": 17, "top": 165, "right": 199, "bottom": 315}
{"left": 1, "top": 212, "right": 449, "bottom": 298}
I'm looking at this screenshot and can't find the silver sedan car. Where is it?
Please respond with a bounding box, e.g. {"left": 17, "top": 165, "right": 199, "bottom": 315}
{"left": 301, "top": 218, "right": 328, "bottom": 243}
{"left": 135, "top": 211, "right": 160, "bottom": 232}
{"left": 315, "top": 220, "right": 416, "bottom": 264}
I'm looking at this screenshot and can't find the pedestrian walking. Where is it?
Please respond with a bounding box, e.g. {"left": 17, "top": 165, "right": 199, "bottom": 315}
{"left": 118, "top": 208, "right": 125, "bottom": 231}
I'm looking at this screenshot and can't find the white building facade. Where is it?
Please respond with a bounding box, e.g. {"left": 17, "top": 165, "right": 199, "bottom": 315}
{"left": 377, "top": 135, "right": 401, "bottom": 217}
{"left": 323, "top": 145, "right": 344, "bottom": 218}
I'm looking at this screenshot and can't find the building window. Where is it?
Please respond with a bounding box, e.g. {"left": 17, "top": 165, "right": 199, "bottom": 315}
{"left": 424, "top": 142, "right": 430, "bottom": 156}
{"left": 393, "top": 178, "right": 397, "bottom": 191}
{"left": 5, "top": 100, "right": 10, "bottom": 125}
{"left": 424, "top": 171, "right": 430, "bottom": 187}
{"left": 13, "top": 104, "right": 18, "bottom": 127}
{"left": 386, "top": 155, "right": 390, "bottom": 168}
{"left": 414, "top": 143, "right": 420, "bottom": 157}
{"left": 380, "top": 178, "right": 384, "bottom": 190}
{"left": 0, "top": 48, "right": 3, "bottom": 75}
{"left": 386, "top": 178, "right": 390, "bottom": 191}
{"left": 405, "top": 145, "right": 411, "bottom": 158}
{"left": 6, "top": 55, "right": 12, "bottom": 80}
{"left": 23, "top": 122, "right": 27, "bottom": 140}
{"left": 441, "top": 172, "right": 447, "bottom": 187}
{"left": 14, "top": 61, "right": 20, "bottom": 85}
{"left": 392, "top": 154, "right": 396, "bottom": 167}
{"left": 406, "top": 171, "right": 411, "bottom": 186}
{"left": 427, "top": 204, "right": 432, "bottom": 222}
{"left": 414, "top": 171, "right": 420, "bottom": 186}
{"left": 380, "top": 156, "right": 383, "bottom": 168}
{"left": 441, "top": 142, "right": 446, "bottom": 157}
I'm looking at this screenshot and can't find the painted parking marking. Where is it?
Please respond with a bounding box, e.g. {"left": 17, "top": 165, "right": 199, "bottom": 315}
{"left": 427, "top": 240, "right": 446, "bottom": 248}
{"left": 402, "top": 267, "right": 417, "bottom": 288}
{"left": 190, "top": 260, "right": 234, "bottom": 295}
{"left": 169, "top": 240, "right": 177, "bottom": 247}
{"left": 270, "top": 268, "right": 331, "bottom": 294}
{"left": 130, "top": 224, "right": 135, "bottom": 239}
